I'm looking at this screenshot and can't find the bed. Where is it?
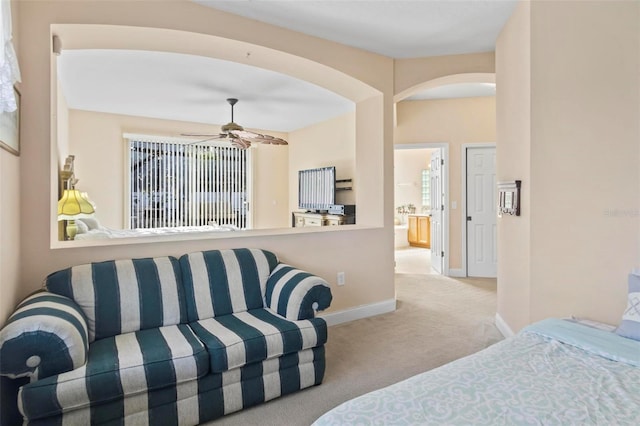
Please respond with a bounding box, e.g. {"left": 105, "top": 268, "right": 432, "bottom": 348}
{"left": 313, "top": 318, "right": 640, "bottom": 425}
{"left": 74, "top": 218, "right": 240, "bottom": 240}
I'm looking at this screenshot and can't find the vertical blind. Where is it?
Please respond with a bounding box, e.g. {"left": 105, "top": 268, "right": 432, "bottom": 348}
{"left": 128, "top": 138, "right": 249, "bottom": 230}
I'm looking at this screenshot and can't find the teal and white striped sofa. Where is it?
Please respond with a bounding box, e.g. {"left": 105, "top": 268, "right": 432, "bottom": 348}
{"left": 0, "top": 248, "right": 332, "bottom": 425}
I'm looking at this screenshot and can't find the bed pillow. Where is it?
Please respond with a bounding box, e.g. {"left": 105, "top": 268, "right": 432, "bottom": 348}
{"left": 78, "top": 217, "right": 101, "bottom": 230}
{"left": 615, "top": 272, "right": 640, "bottom": 341}
{"left": 566, "top": 316, "right": 616, "bottom": 332}
{"left": 75, "top": 219, "right": 89, "bottom": 234}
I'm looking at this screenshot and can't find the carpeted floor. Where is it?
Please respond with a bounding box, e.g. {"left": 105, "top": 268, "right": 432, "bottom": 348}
{"left": 394, "top": 246, "right": 436, "bottom": 274}
{"left": 210, "top": 263, "right": 502, "bottom": 426}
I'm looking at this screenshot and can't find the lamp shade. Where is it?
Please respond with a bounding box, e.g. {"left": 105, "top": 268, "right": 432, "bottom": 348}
{"left": 57, "top": 189, "right": 95, "bottom": 220}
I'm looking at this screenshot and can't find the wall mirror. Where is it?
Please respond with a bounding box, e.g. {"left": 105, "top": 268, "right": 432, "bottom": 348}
{"left": 51, "top": 24, "right": 368, "bottom": 245}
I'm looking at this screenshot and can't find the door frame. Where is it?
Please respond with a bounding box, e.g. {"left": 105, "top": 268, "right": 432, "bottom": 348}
{"left": 394, "top": 142, "right": 450, "bottom": 276}
{"left": 461, "top": 143, "right": 496, "bottom": 277}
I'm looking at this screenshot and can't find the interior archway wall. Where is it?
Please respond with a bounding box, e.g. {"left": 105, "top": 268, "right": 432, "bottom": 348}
{"left": 10, "top": 0, "right": 395, "bottom": 324}
{"left": 393, "top": 71, "right": 497, "bottom": 275}
{"left": 50, "top": 23, "right": 385, "bottom": 238}
{"left": 394, "top": 72, "right": 495, "bottom": 103}
{"left": 51, "top": 24, "right": 380, "bottom": 105}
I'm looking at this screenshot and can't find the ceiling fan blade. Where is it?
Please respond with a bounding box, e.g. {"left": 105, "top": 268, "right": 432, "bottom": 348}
{"left": 231, "top": 129, "right": 264, "bottom": 139}
{"left": 252, "top": 135, "right": 288, "bottom": 145}
{"left": 230, "top": 137, "right": 252, "bottom": 150}
{"left": 230, "top": 129, "right": 288, "bottom": 145}
{"left": 180, "top": 132, "right": 227, "bottom": 138}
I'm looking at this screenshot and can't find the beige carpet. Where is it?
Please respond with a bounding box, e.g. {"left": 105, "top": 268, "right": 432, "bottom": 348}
{"left": 210, "top": 270, "right": 502, "bottom": 426}
{"left": 394, "top": 246, "right": 436, "bottom": 275}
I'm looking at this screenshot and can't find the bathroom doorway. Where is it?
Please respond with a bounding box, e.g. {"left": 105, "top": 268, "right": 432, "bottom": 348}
{"left": 394, "top": 143, "right": 449, "bottom": 275}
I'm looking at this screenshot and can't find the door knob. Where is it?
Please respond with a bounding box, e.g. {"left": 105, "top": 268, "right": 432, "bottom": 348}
{"left": 467, "top": 216, "right": 472, "bottom": 221}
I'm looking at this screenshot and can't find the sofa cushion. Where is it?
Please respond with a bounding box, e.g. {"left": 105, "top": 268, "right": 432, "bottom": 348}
{"left": 180, "top": 249, "right": 279, "bottom": 321}
{"left": 46, "top": 257, "right": 186, "bottom": 342}
{"left": 189, "top": 308, "right": 327, "bottom": 373}
{"left": 18, "top": 324, "right": 209, "bottom": 422}
{"left": 27, "top": 347, "right": 326, "bottom": 426}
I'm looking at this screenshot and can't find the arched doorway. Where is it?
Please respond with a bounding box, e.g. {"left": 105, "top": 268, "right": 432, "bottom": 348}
{"left": 393, "top": 72, "right": 497, "bottom": 277}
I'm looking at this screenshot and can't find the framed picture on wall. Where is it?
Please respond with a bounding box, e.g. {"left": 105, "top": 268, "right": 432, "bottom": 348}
{"left": 0, "top": 86, "right": 21, "bottom": 156}
{"left": 498, "top": 180, "right": 521, "bottom": 217}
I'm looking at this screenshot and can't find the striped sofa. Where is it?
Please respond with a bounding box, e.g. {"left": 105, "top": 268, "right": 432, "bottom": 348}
{"left": 0, "top": 248, "right": 332, "bottom": 425}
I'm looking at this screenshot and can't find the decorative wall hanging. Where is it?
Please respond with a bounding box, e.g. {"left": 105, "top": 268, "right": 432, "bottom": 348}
{"left": 498, "top": 180, "right": 521, "bottom": 217}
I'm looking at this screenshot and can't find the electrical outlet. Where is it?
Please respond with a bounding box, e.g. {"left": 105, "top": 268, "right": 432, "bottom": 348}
{"left": 337, "top": 272, "right": 345, "bottom": 286}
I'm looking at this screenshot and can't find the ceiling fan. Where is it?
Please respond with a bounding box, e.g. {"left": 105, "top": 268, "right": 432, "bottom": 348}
{"left": 181, "top": 98, "right": 288, "bottom": 150}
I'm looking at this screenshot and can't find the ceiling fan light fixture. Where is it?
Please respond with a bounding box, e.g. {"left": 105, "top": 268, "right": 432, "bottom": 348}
{"left": 222, "top": 121, "right": 244, "bottom": 132}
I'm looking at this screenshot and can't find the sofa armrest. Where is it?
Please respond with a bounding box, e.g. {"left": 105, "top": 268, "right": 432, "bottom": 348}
{"left": 0, "top": 291, "right": 89, "bottom": 381}
{"left": 265, "top": 264, "right": 332, "bottom": 320}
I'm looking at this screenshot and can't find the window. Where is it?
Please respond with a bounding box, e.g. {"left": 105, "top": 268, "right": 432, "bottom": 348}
{"left": 127, "top": 136, "right": 251, "bottom": 229}
{"left": 421, "top": 168, "right": 430, "bottom": 209}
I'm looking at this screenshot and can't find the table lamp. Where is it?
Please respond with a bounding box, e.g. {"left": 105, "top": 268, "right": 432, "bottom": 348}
{"left": 57, "top": 189, "right": 95, "bottom": 240}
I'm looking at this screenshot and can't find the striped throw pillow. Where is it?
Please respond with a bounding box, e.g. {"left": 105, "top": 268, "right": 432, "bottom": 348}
{"left": 0, "top": 291, "right": 88, "bottom": 380}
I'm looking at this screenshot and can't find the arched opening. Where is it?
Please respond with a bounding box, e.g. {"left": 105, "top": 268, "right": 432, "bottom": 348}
{"left": 393, "top": 72, "right": 496, "bottom": 278}
{"left": 50, "top": 24, "right": 384, "bottom": 247}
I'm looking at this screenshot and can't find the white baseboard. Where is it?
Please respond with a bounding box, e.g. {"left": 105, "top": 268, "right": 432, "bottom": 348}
{"left": 494, "top": 313, "right": 514, "bottom": 338}
{"left": 320, "top": 298, "right": 397, "bottom": 326}
{"left": 447, "top": 268, "right": 465, "bottom": 277}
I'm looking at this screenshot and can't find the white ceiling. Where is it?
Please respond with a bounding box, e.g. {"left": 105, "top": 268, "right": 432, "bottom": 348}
{"left": 194, "top": 0, "right": 518, "bottom": 59}
{"left": 57, "top": 49, "right": 354, "bottom": 132}
{"left": 58, "top": 1, "right": 515, "bottom": 133}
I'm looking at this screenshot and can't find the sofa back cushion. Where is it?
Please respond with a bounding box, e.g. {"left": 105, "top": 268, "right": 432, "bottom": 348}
{"left": 180, "top": 248, "right": 278, "bottom": 321}
{"left": 46, "top": 257, "right": 186, "bottom": 342}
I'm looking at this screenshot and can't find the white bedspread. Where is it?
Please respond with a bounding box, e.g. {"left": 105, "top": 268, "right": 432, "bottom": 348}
{"left": 313, "top": 318, "right": 640, "bottom": 425}
{"left": 75, "top": 224, "right": 238, "bottom": 240}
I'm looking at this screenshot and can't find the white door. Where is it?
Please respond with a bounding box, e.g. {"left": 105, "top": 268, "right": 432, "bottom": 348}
{"left": 430, "top": 150, "right": 444, "bottom": 274}
{"left": 466, "top": 147, "right": 497, "bottom": 277}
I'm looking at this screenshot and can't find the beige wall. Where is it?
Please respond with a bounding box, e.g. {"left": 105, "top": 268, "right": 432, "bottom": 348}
{"left": 496, "top": 0, "right": 531, "bottom": 332}
{"left": 497, "top": 0, "right": 640, "bottom": 332}
{"left": 528, "top": 0, "right": 639, "bottom": 326}
{"left": 288, "top": 111, "right": 356, "bottom": 213}
{"left": 55, "top": 78, "right": 69, "bottom": 169}
{"left": 9, "top": 1, "right": 394, "bottom": 324}
{"left": 395, "top": 97, "right": 496, "bottom": 269}
{"left": 252, "top": 139, "right": 290, "bottom": 230}
{"left": 394, "top": 148, "right": 434, "bottom": 221}
{"left": 67, "top": 109, "right": 289, "bottom": 230}
{"left": 395, "top": 52, "right": 495, "bottom": 98}
{"left": 0, "top": 0, "right": 21, "bottom": 323}
{"left": 0, "top": 145, "right": 21, "bottom": 323}
{"left": 9, "top": 0, "right": 632, "bottom": 335}
{"left": 355, "top": 95, "right": 390, "bottom": 228}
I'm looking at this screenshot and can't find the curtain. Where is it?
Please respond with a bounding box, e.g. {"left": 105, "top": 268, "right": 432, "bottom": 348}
{"left": 0, "top": 0, "right": 21, "bottom": 113}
